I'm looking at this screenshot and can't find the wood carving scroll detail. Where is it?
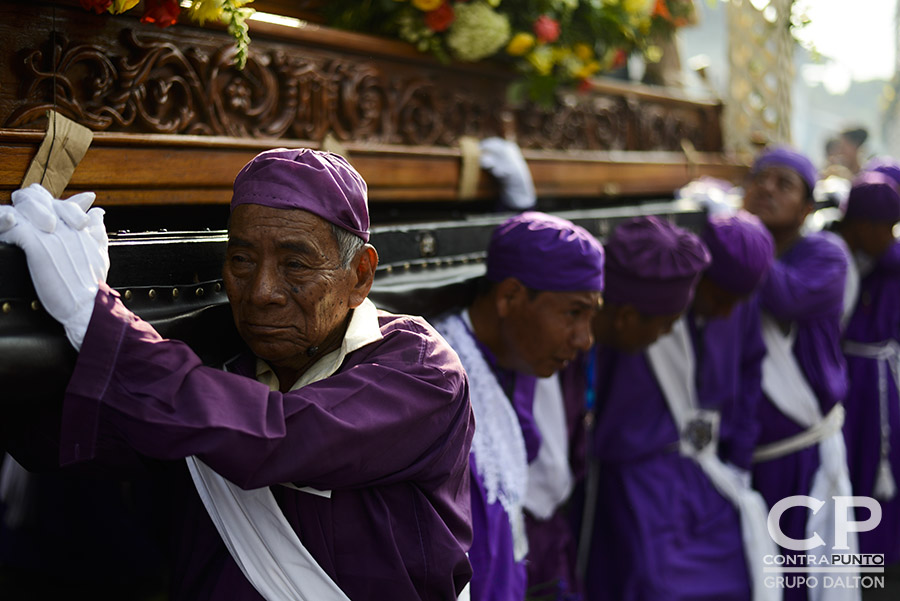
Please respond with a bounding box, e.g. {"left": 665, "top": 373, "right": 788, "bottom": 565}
{"left": 6, "top": 29, "right": 507, "bottom": 147}
{"left": 5, "top": 27, "right": 718, "bottom": 152}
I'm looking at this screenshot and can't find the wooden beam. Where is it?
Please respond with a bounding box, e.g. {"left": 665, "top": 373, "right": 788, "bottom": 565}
{"left": 1, "top": 130, "right": 748, "bottom": 205}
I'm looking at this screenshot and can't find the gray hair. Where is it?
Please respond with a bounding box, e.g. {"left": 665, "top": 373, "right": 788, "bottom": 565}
{"left": 331, "top": 224, "right": 366, "bottom": 268}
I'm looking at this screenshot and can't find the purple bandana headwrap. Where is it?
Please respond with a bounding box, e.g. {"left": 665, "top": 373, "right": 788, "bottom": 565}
{"left": 701, "top": 210, "right": 775, "bottom": 296}
{"left": 864, "top": 156, "right": 900, "bottom": 188}
{"left": 603, "top": 216, "right": 711, "bottom": 315}
{"left": 486, "top": 211, "right": 605, "bottom": 292}
{"left": 844, "top": 171, "right": 900, "bottom": 223}
{"left": 751, "top": 146, "right": 818, "bottom": 198}
{"left": 231, "top": 148, "right": 370, "bottom": 241}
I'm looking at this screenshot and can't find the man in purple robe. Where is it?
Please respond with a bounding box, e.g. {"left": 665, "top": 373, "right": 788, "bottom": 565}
{"left": 0, "top": 148, "right": 475, "bottom": 601}
{"left": 432, "top": 211, "right": 605, "bottom": 601}
{"left": 838, "top": 168, "right": 900, "bottom": 564}
{"left": 577, "top": 215, "right": 777, "bottom": 601}
{"left": 744, "top": 147, "right": 853, "bottom": 601}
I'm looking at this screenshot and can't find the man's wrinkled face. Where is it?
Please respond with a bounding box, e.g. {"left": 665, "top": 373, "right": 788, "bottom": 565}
{"left": 501, "top": 286, "right": 600, "bottom": 378}
{"left": 223, "top": 204, "right": 357, "bottom": 372}
{"left": 743, "top": 166, "right": 811, "bottom": 231}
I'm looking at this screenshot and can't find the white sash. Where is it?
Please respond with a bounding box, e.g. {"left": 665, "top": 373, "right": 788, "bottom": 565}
{"left": 752, "top": 405, "right": 844, "bottom": 463}
{"left": 759, "top": 314, "right": 860, "bottom": 601}
{"left": 186, "top": 299, "right": 385, "bottom": 601}
{"left": 646, "top": 317, "right": 780, "bottom": 601}
{"left": 843, "top": 339, "right": 900, "bottom": 500}
{"left": 523, "top": 373, "right": 574, "bottom": 520}
{"left": 433, "top": 310, "right": 529, "bottom": 562}
{"left": 186, "top": 457, "right": 351, "bottom": 601}
{"left": 0, "top": 454, "right": 33, "bottom": 529}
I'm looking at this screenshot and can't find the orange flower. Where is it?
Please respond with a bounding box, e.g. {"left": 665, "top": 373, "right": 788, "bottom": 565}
{"left": 652, "top": 0, "right": 671, "bottom": 21}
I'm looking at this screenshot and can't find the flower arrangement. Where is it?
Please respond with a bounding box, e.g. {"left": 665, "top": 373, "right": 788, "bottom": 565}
{"left": 322, "top": 0, "right": 697, "bottom": 104}
{"left": 78, "top": 0, "right": 255, "bottom": 69}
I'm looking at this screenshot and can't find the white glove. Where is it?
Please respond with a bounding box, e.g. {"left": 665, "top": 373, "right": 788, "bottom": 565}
{"left": 677, "top": 176, "right": 739, "bottom": 216}
{"left": 0, "top": 183, "right": 109, "bottom": 350}
{"left": 479, "top": 137, "right": 536, "bottom": 210}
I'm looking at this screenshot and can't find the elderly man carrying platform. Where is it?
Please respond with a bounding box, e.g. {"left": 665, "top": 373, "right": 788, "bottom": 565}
{"left": 0, "top": 148, "right": 475, "bottom": 601}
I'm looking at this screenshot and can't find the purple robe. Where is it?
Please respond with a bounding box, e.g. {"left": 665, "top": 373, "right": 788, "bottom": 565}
{"left": 582, "top": 300, "right": 764, "bottom": 601}
{"left": 466, "top": 335, "right": 538, "bottom": 601}
{"left": 469, "top": 457, "right": 527, "bottom": 601}
{"left": 59, "top": 284, "right": 474, "bottom": 601}
{"left": 750, "top": 231, "right": 848, "bottom": 601}
{"left": 842, "top": 241, "right": 900, "bottom": 563}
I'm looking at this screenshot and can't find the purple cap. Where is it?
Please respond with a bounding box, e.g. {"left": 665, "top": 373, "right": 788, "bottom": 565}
{"left": 701, "top": 210, "right": 775, "bottom": 296}
{"left": 864, "top": 156, "right": 900, "bottom": 187}
{"left": 603, "top": 216, "right": 711, "bottom": 315}
{"left": 843, "top": 171, "right": 900, "bottom": 223}
{"left": 231, "top": 148, "right": 370, "bottom": 242}
{"left": 751, "top": 146, "right": 818, "bottom": 197}
{"left": 486, "top": 211, "right": 605, "bottom": 292}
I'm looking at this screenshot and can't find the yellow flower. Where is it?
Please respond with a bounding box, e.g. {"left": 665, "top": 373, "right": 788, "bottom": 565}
{"left": 506, "top": 33, "right": 535, "bottom": 56}
{"left": 108, "top": 0, "right": 139, "bottom": 13}
{"left": 552, "top": 46, "right": 573, "bottom": 62}
{"left": 644, "top": 44, "right": 663, "bottom": 63}
{"left": 623, "top": 0, "right": 654, "bottom": 16}
{"left": 574, "top": 60, "right": 601, "bottom": 79}
{"left": 412, "top": 0, "right": 443, "bottom": 11}
{"left": 573, "top": 43, "right": 593, "bottom": 62}
{"left": 189, "top": 0, "right": 225, "bottom": 25}
{"left": 526, "top": 47, "right": 554, "bottom": 76}
{"left": 637, "top": 17, "right": 651, "bottom": 34}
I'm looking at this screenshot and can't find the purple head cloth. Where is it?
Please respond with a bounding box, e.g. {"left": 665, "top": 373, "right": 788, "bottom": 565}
{"left": 751, "top": 146, "right": 818, "bottom": 198}
{"left": 844, "top": 170, "right": 900, "bottom": 223}
{"left": 231, "top": 148, "right": 370, "bottom": 242}
{"left": 701, "top": 210, "right": 775, "bottom": 296}
{"left": 486, "top": 211, "right": 605, "bottom": 292}
{"left": 864, "top": 156, "right": 900, "bottom": 188}
{"left": 603, "top": 216, "right": 711, "bottom": 315}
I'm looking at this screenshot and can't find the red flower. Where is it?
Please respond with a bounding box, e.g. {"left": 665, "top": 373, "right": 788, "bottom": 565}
{"left": 80, "top": 0, "right": 113, "bottom": 13}
{"left": 577, "top": 79, "right": 593, "bottom": 94}
{"left": 141, "top": 0, "right": 181, "bottom": 28}
{"left": 611, "top": 48, "right": 627, "bottom": 70}
{"left": 533, "top": 15, "right": 560, "bottom": 44}
{"left": 424, "top": 2, "right": 455, "bottom": 32}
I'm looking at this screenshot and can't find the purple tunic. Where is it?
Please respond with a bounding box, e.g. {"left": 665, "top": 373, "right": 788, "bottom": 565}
{"left": 842, "top": 241, "right": 900, "bottom": 563}
{"left": 468, "top": 457, "right": 527, "bottom": 601}
{"left": 750, "top": 231, "right": 849, "bottom": 586}
{"left": 59, "top": 284, "right": 475, "bottom": 601}
{"left": 582, "top": 301, "right": 764, "bottom": 601}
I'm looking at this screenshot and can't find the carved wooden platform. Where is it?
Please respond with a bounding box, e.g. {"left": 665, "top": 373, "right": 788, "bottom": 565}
{"left": 0, "top": 0, "right": 747, "bottom": 210}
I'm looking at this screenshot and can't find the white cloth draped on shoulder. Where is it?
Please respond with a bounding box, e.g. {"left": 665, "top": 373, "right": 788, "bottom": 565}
{"left": 758, "top": 313, "right": 860, "bottom": 601}
{"left": 523, "top": 373, "right": 574, "bottom": 520}
{"left": 646, "top": 316, "right": 780, "bottom": 601}
{"left": 432, "top": 310, "right": 530, "bottom": 561}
